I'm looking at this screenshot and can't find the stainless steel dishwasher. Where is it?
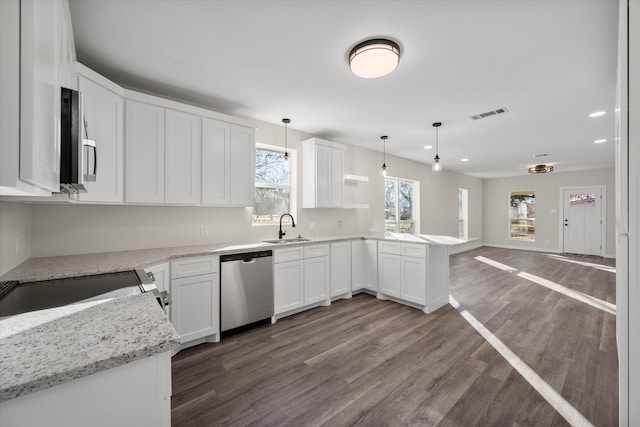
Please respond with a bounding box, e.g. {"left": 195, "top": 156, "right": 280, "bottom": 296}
{"left": 220, "top": 250, "right": 273, "bottom": 332}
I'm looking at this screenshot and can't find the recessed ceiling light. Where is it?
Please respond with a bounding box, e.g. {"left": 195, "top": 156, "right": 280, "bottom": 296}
{"left": 461, "top": 158, "right": 469, "bottom": 162}
{"left": 594, "top": 139, "right": 607, "bottom": 144}
{"left": 423, "top": 145, "right": 432, "bottom": 149}
{"left": 589, "top": 111, "right": 607, "bottom": 118}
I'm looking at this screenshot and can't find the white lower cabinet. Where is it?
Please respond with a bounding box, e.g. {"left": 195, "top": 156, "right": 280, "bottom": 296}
{"left": 377, "top": 241, "right": 449, "bottom": 313}
{"left": 170, "top": 256, "right": 219, "bottom": 346}
{"left": 351, "top": 240, "right": 364, "bottom": 291}
{"left": 0, "top": 352, "right": 172, "bottom": 427}
{"left": 400, "top": 254, "right": 426, "bottom": 305}
{"left": 304, "top": 255, "right": 329, "bottom": 304}
{"left": 363, "top": 239, "right": 378, "bottom": 291}
{"left": 274, "top": 244, "right": 330, "bottom": 318}
{"left": 274, "top": 259, "right": 304, "bottom": 314}
{"left": 351, "top": 239, "right": 378, "bottom": 292}
{"left": 330, "top": 241, "right": 351, "bottom": 297}
{"left": 378, "top": 252, "right": 401, "bottom": 298}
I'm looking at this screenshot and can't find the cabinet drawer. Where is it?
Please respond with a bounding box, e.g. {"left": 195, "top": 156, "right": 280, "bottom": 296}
{"left": 378, "top": 241, "right": 401, "bottom": 255}
{"left": 304, "top": 243, "right": 330, "bottom": 259}
{"left": 171, "top": 255, "right": 219, "bottom": 279}
{"left": 402, "top": 243, "right": 426, "bottom": 259}
{"left": 274, "top": 246, "right": 304, "bottom": 263}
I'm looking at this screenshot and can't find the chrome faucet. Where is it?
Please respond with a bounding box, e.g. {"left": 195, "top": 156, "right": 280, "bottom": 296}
{"left": 279, "top": 213, "right": 296, "bottom": 239}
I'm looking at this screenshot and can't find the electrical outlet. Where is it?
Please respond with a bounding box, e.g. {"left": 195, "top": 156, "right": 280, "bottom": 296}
{"left": 338, "top": 220, "right": 343, "bottom": 228}
{"left": 200, "top": 225, "right": 208, "bottom": 237}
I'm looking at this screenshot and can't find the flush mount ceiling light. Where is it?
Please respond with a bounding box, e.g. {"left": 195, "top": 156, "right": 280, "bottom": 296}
{"left": 349, "top": 39, "right": 400, "bottom": 78}
{"left": 432, "top": 122, "right": 442, "bottom": 172}
{"left": 528, "top": 164, "right": 554, "bottom": 174}
{"left": 381, "top": 135, "right": 388, "bottom": 176}
{"left": 282, "top": 118, "right": 290, "bottom": 160}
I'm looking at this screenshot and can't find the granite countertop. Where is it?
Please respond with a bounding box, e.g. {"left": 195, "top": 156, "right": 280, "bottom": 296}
{"left": 0, "top": 293, "right": 180, "bottom": 402}
{"left": 0, "top": 233, "right": 457, "bottom": 284}
{"left": 0, "top": 232, "right": 463, "bottom": 403}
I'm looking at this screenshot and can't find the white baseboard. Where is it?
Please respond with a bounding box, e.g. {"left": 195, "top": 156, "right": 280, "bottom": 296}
{"left": 448, "top": 239, "right": 483, "bottom": 255}
{"left": 482, "top": 243, "right": 563, "bottom": 254}
{"left": 483, "top": 243, "right": 615, "bottom": 259}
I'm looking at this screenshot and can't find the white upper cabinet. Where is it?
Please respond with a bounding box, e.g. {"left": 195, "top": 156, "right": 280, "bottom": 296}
{"left": 165, "top": 110, "right": 201, "bottom": 205}
{"left": 202, "top": 118, "right": 255, "bottom": 206}
{"left": 229, "top": 125, "right": 255, "bottom": 206}
{"left": 125, "top": 100, "right": 165, "bottom": 204}
{"left": 202, "top": 118, "right": 230, "bottom": 205}
{"left": 19, "top": 0, "right": 62, "bottom": 192}
{"left": 302, "top": 138, "right": 345, "bottom": 208}
{"left": 76, "top": 65, "right": 124, "bottom": 203}
{"left": 1, "top": 0, "right": 74, "bottom": 195}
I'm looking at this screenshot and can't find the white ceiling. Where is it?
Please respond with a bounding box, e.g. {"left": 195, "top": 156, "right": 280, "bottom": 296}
{"left": 68, "top": 0, "right": 618, "bottom": 179}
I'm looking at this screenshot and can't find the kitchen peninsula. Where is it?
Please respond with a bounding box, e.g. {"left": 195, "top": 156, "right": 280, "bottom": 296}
{"left": 0, "top": 233, "right": 453, "bottom": 425}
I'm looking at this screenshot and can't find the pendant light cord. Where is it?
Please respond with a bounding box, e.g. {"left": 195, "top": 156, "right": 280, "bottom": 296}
{"left": 282, "top": 118, "right": 290, "bottom": 160}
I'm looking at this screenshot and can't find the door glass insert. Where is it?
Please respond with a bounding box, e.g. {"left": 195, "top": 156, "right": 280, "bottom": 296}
{"left": 569, "top": 194, "right": 596, "bottom": 207}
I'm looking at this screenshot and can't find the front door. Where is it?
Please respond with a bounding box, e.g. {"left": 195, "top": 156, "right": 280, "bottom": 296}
{"left": 562, "top": 187, "right": 604, "bottom": 256}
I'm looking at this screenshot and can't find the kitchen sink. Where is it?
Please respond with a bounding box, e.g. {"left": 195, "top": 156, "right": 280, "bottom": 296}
{"left": 263, "top": 237, "right": 311, "bottom": 244}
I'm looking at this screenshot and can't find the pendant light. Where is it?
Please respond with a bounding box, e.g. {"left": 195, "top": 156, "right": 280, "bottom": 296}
{"left": 432, "top": 122, "right": 442, "bottom": 172}
{"left": 381, "top": 135, "right": 388, "bottom": 176}
{"left": 282, "top": 118, "right": 290, "bottom": 160}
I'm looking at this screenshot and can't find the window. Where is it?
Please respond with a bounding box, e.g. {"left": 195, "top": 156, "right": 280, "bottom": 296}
{"left": 385, "top": 177, "right": 418, "bottom": 233}
{"left": 252, "top": 145, "right": 294, "bottom": 224}
{"left": 459, "top": 188, "right": 468, "bottom": 240}
{"left": 509, "top": 191, "right": 535, "bottom": 240}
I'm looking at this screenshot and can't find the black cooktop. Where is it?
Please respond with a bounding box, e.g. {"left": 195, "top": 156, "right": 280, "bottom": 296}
{"left": 0, "top": 271, "right": 143, "bottom": 318}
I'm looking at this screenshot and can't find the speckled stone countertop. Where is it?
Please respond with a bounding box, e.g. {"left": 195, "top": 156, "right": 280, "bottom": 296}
{"left": 0, "top": 233, "right": 457, "bottom": 283}
{"left": 0, "top": 293, "right": 180, "bottom": 402}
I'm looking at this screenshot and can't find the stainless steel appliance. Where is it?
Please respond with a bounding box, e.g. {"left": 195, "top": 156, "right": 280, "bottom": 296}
{"left": 220, "top": 250, "right": 273, "bottom": 332}
{"left": 0, "top": 270, "right": 169, "bottom": 318}
{"left": 60, "top": 87, "right": 97, "bottom": 194}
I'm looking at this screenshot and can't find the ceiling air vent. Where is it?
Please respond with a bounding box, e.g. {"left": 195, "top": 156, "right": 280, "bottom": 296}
{"left": 471, "top": 107, "right": 509, "bottom": 120}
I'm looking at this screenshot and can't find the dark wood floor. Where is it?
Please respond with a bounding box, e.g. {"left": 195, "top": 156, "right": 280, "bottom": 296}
{"left": 171, "top": 247, "right": 618, "bottom": 426}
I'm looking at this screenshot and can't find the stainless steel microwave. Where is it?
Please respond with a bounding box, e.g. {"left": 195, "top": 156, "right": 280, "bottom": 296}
{"left": 59, "top": 87, "right": 96, "bottom": 193}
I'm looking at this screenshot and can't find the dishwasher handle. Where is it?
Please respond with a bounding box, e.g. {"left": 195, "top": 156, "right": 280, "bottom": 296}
{"left": 220, "top": 250, "right": 273, "bottom": 263}
{"left": 242, "top": 259, "right": 257, "bottom": 264}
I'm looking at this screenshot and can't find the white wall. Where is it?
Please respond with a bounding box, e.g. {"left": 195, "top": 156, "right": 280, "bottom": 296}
{"left": 0, "top": 202, "right": 31, "bottom": 275}
{"left": 483, "top": 168, "right": 615, "bottom": 256}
